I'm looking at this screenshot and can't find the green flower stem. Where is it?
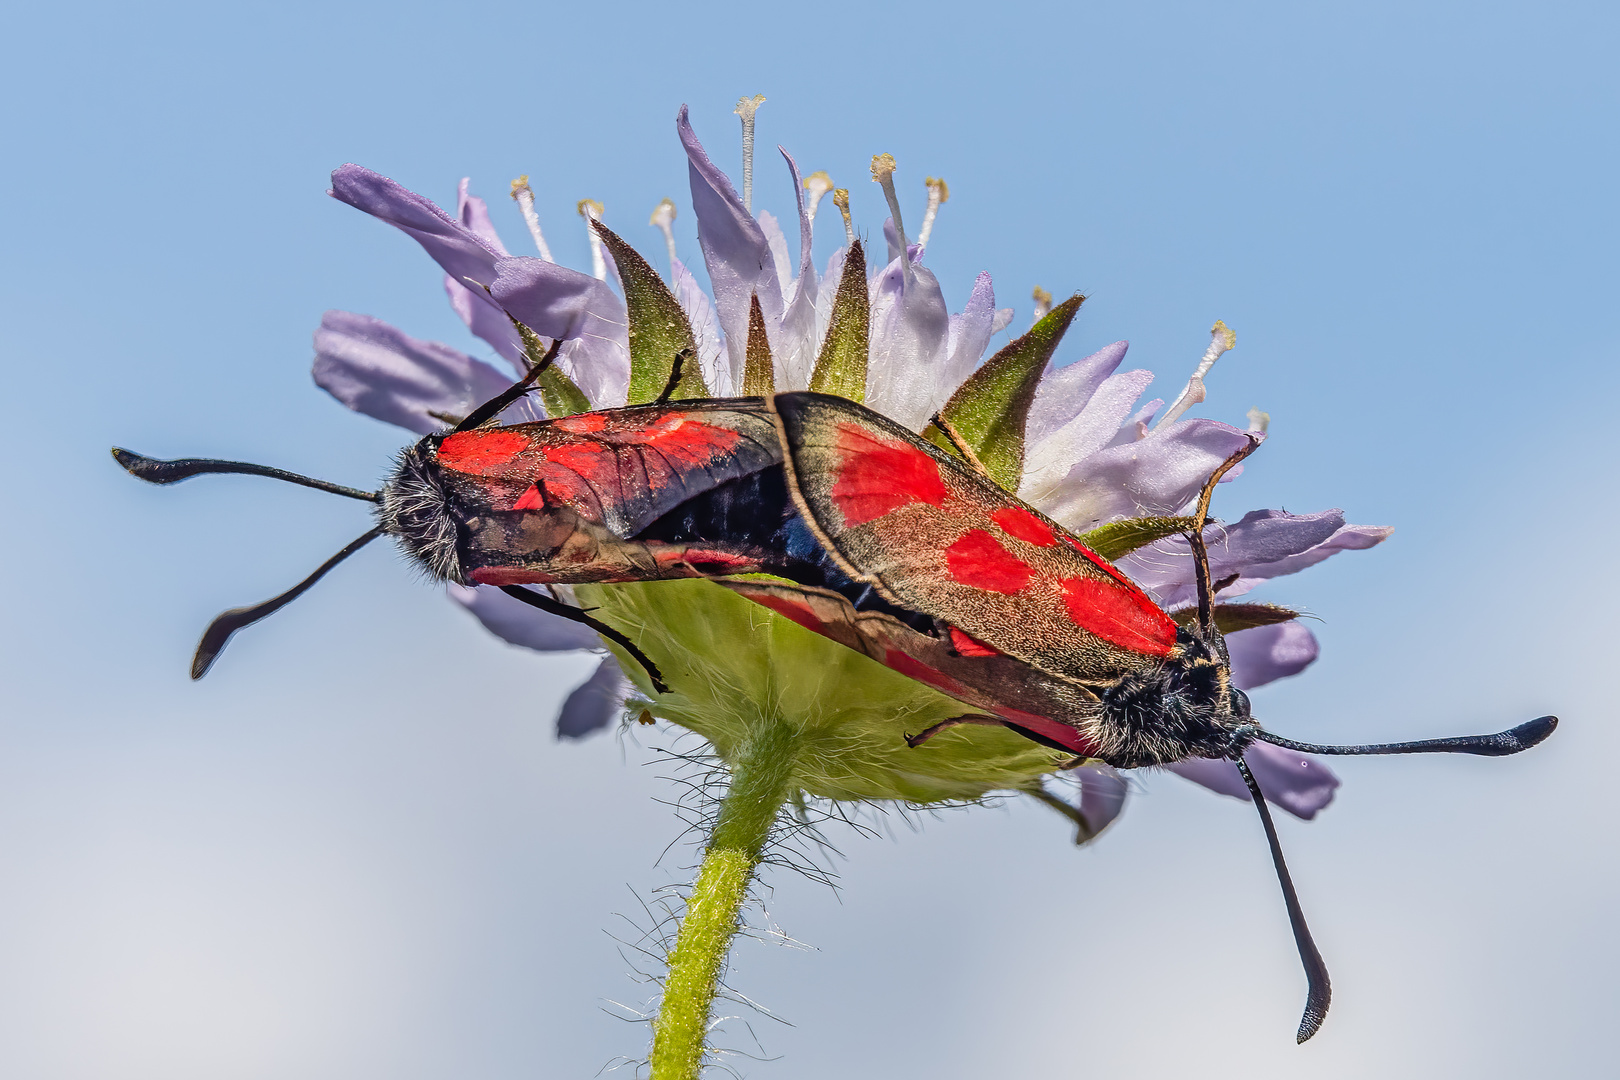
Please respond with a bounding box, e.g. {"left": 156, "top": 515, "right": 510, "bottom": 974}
{"left": 649, "top": 720, "right": 798, "bottom": 1080}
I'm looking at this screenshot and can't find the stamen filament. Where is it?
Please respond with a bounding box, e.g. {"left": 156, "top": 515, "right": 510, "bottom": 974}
{"left": 832, "top": 188, "right": 854, "bottom": 246}
{"left": 734, "top": 94, "right": 767, "bottom": 213}
{"left": 577, "top": 199, "right": 607, "bottom": 281}
{"left": 1155, "top": 320, "right": 1236, "bottom": 430}
{"left": 870, "top": 153, "right": 908, "bottom": 252}
{"left": 509, "top": 175, "right": 554, "bottom": 262}
{"left": 916, "top": 176, "right": 949, "bottom": 247}
{"left": 649, "top": 198, "right": 679, "bottom": 277}
{"left": 803, "top": 171, "right": 834, "bottom": 227}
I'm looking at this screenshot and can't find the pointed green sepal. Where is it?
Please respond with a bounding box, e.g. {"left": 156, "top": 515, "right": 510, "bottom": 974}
{"left": 591, "top": 220, "right": 708, "bottom": 404}
{"left": 511, "top": 317, "right": 591, "bottom": 417}
{"left": 1078, "top": 515, "right": 1199, "bottom": 562}
{"left": 808, "top": 238, "right": 869, "bottom": 402}
{"left": 743, "top": 293, "right": 774, "bottom": 395}
{"left": 938, "top": 293, "right": 1084, "bottom": 490}
{"left": 1169, "top": 602, "right": 1302, "bottom": 634}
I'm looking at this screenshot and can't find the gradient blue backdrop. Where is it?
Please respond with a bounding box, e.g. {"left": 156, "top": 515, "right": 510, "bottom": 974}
{"left": 1, "top": 1, "right": 1614, "bottom": 1077}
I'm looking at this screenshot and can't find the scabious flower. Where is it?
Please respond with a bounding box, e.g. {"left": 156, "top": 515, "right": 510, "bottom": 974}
{"left": 313, "top": 103, "right": 1389, "bottom": 834}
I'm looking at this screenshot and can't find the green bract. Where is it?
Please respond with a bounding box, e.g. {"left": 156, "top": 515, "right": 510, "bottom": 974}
{"left": 576, "top": 579, "right": 1067, "bottom": 803}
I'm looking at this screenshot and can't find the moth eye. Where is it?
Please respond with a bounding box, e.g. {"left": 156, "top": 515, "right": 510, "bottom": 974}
{"left": 1228, "top": 687, "right": 1251, "bottom": 718}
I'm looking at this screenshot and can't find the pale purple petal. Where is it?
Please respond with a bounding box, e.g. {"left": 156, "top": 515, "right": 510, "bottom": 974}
{"left": 312, "top": 311, "right": 511, "bottom": 435}
{"left": 447, "top": 584, "right": 602, "bottom": 651}
{"left": 990, "top": 307, "right": 1014, "bottom": 335}
{"left": 757, "top": 210, "right": 793, "bottom": 298}
{"left": 488, "top": 256, "right": 630, "bottom": 407}
{"left": 672, "top": 256, "right": 728, "bottom": 396}
{"left": 455, "top": 178, "right": 509, "bottom": 255}
{"left": 1073, "top": 764, "right": 1129, "bottom": 840}
{"left": 1124, "top": 509, "right": 1393, "bottom": 609}
{"left": 1025, "top": 341, "right": 1131, "bottom": 443}
{"left": 446, "top": 179, "right": 523, "bottom": 369}
{"left": 1106, "top": 397, "right": 1163, "bottom": 448}
{"left": 936, "top": 272, "right": 997, "bottom": 402}
{"left": 329, "top": 166, "right": 529, "bottom": 372}
{"left": 1227, "top": 621, "right": 1320, "bottom": 690}
{"left": 883, "top": 217, "right": 903, "bottom": 263}
{"left": 676, "top": 105, "right": 784, "bottom": 381}
{"left": 1032, "top": 418, "right": 1255, "bottom": 531}
{"left": 772, "top": 146, "right": 821, "bottom": 390}
{"left": 330, "top": 164, "right": 502, "bottom": 294}
{"left": 1166, "top": 741, "right": 1340, "bottom": 820}
{"left": 1021, "top": 368, "right": 1154, "bottom": 498}
{"left": 556, "top": 655, "right": 632, "bottom": 740}
{"left": 864, "top": 249, "right": 950, "bottom": 429}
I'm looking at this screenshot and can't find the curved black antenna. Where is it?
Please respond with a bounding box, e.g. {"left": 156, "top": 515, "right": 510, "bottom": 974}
{"left": 1236, "top": 755, "right": 1331, "bottom": 1043}
{"left": 1185, "top": 436, "right": 1262, "bottom": 636}
{"left": 496, "top": 585, "right": 670, "bottom": 695}
{"left": 453, "top": 336, "right": 564, "bottom": 432}
{"left": 1255, "top": 715, "right": 1556, "bottom": 757}
{"left": 192, "top": 527, "right": 384, "bottom": 679}
{"left": 112, "top": 449, "right": 379, "bottom": 502}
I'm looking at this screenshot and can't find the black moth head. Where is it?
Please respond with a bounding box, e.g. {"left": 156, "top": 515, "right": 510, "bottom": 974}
{"left": 377, "top": 437, "right": 462, "bottom": 584}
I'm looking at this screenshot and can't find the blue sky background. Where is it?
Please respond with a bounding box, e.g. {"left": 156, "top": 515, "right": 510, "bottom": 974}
{"left": 1, "top": 1, "right": 1615, "bottom": 1076}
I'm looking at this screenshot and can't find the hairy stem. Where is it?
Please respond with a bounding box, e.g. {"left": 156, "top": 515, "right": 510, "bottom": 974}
{"left": 649, "top": 722, "right": 797, "bottom": 1080}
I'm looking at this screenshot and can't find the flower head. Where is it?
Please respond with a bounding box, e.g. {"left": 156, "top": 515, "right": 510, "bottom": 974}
{"left": 312, "top": 102, "right": 1390, "bottom": 836}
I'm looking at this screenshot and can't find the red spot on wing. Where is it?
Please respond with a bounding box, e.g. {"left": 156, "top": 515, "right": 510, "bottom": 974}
{"left": 1059, "top": 575, "right": 1177, "bottom": 656}
{"left": 949, "top": 626, "right": 1000, "bottom": 657}
{"left": 511, "top": 485, "right": 544, "bottom": 511}
{"left": 552, "top": 411, "right": 608, "bottom": 433}
{"left": 619, "top": 415, "right": 743, "bottom": 470}
{"left": 993, "top": 707, "right": 1101, "bottom": 757}
{"left": 990, "top": 506, "right": 1057, "bottom": 547}
{"left": 470, "top": 566, "right": 557, "bottom": 586}
{"left": 944, "top": 530, "right": 1035, "bottom": 594}
{"left": 751, "top": 593, "right": 832, "bottom": 635}
{"left": 437, "top": 430, "right": 530, "bottom": 475}
{"left": 883, "top": 648, "right": 966, "bottom": 695}
{"left": 828, "top": 423, "right": 947, "bottom": 526}
{"left": 537, "top": 442, "right": 614, "bottom": 507}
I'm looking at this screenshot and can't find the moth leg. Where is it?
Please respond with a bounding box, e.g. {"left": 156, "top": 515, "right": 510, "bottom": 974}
{"left": 903, "top": 713, "right": 1004, "bottom": 748}
{"left": 928, "top": 412, "right": 995, "bottom": 482}
{"left": 1021, "top": 783, "right": 1100, "bottom": 846}
{"left": 653, "top": 348, "right": 692, "bottom": 406}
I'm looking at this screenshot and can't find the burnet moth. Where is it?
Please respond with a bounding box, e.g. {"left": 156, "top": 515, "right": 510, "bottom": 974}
{"left": 115, "top": 350, "right": 1557, "bottom": 1042}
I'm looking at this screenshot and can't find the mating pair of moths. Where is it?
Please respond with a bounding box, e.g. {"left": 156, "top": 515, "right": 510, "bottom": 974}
{"left": 115, "top": 360, "right": 1556, "bottom": 1043}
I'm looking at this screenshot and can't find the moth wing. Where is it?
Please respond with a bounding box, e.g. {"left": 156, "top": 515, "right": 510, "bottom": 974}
{"left": 718, "top": 579, "right": 1106, "bottom": 756}
{"left": 770, "top": 392, "right": 1179, "bottom": 683}
{"left": 434, "top": 399, "right": 782, "bottom": 536}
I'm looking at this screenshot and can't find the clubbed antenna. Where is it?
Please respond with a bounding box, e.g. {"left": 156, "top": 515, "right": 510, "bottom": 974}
{"left": 1236, "top": 755, "right": 1332, "bottom": 1043}
{"left": 1256, "top": 715, "right": 1557, "bottom": 757}
{"left": 111, "top": 449, "right": 379, "bottom": 502}
{"left": 192, "top": 527, "right": 384, "bottom": 679}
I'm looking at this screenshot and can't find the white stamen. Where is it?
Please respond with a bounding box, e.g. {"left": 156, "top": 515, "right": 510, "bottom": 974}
{"left": 832, "top": 188, "right": 854, "bottom": 246}
{"left": 577, "top": 199, "right": 606, "bottom": 281}
{"left": 1031, "top": 286, "right": 1053, "bottom": 327}
{"left": 1247, "top": 407, "right": 1271, "bottom": 434}
{"left": 734, "top": 94, "right": 767, "bottom": 213}
{"left": 649, "top": 198, "right": 678, "bottom": 277}
{"left": 509, "top": 175, "right": 553, "bottom": 262}
{"left": 916, "top": 176, "right": 949, "bottom": 247}
{"left": 870, "top": 154, "right": 908, "bottom": 254}
{"left": 1154, "top": 320, "right": 1236, "bottom": 430}
{"left": 803, "top": 171, "right": 834, "bottom": 227}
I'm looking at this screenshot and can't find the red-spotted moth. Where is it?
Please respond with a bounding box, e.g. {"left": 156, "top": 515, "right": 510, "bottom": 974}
{"left": 114, "top": 365, "right": 1556, "bottom": 1042}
